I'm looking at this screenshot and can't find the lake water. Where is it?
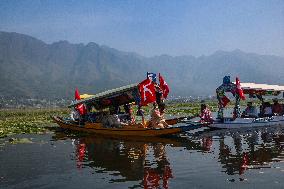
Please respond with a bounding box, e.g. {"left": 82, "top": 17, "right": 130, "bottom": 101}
{"left": 1, "top": 127, "right": 284, "bottom": 189}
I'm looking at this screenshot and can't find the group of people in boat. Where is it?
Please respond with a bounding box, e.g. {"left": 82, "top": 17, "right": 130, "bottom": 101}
{"left": 70, "top": 103, "right": 136, "bottom": 128}
{"left": 70, "top": 97, "right": 283, "bottom": 128}
{"left": 69, "top": 81, "right": 172, "bottom": 129}
{"left": 98, "top": 104, "right": 136, "bottom": 128}
{"left": 242, "top": 99, "right": 284, "bottom": 118}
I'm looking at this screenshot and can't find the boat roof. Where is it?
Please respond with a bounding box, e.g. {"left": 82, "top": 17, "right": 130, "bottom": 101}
{"left": 69, "top": 83, "right": 139, "bottom": 109}
{"left": 239, "top": 82, "right": 284, "bottom": 91}
{"left": 233, "top": 82, "right": 284, "bottom": 96}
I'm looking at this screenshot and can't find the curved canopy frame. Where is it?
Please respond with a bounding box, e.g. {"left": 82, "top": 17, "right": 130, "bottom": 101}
{"left": 69, "top": 83, "right": 140, "bottom": 110}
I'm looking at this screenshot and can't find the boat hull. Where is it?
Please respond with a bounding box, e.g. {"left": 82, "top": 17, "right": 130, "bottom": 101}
{"left": 52, "top": 116, "right": 191, "bottom": 137}
{"left": 209, "top": 116, "right": 284, "bottom": 129}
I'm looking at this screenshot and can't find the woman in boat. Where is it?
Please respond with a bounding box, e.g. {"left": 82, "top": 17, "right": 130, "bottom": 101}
{"left": 199, "top": 102, "right": 213, "bottom": 124}
{"left": 150, "top": 102, "right": 169, "bottom": 129}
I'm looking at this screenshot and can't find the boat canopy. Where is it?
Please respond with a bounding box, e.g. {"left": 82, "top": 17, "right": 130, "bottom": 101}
{"left": 69, "top": 83, "right": 140, "bottom": 109}
{"left": 80, "top": 94, "right": 94, "bottom": 99}
{"left": 236, "top": 82, "right": 284, "bottom": 96}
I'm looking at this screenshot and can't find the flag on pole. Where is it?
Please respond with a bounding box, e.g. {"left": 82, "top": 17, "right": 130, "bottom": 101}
{"left": 75, "top": 88, "right": 81, "bottom": 100}
{"left": 236, "top": 77, "right": 246, "bottom": 100}
{"left": 138, "top": 78, "right": 156, "bottom": 106}
{"left": 74, "top": 88, "right": 86, "bottom": 115}
{"left": 159, "top": 73, "right": 170, "bottom": 99}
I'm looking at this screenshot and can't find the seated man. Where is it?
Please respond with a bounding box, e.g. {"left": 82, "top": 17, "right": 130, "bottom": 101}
{"left": 101, "top": 113, "right": 126, "bottom": 128}
{"left": 262, "top": 102, "right": 273, "bottom": 117}
{"left": 242, "top": 102, "right": 258, "bottom": 118}
{"left": 272, "top": 99, "right": 283, "bottom": 115}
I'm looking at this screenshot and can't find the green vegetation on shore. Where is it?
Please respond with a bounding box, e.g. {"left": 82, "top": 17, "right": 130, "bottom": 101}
{"left": 0, "top": 108, "right": 69, "bottom": 138}
{"left": 166, "top": 101, "right": 219, "bottom": 117}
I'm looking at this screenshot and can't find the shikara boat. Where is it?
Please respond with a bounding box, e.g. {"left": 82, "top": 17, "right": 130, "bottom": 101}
{"left": 52, "top": 83, "right": 196, "bottom": 137}
{"left": 210, "top": 77, "right": 284, "bottom": 129}
{"left": 52, "top": 116, "right": 193, "bottom": 137}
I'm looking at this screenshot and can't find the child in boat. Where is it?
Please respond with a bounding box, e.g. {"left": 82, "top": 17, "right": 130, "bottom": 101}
{"left": 272, "top": 99, "right": 283, "bottom": 115}
{"left": 150, "top": 102, "right": 169, "bottom": 129}
{"left": 199, "top": 102, "right": 213, "bottom": 123}
{"left": 242, "top": 102, "right": 258, "bottom": 118}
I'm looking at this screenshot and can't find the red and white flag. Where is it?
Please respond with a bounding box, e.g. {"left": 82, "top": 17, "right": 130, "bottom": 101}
{"left": 220, "top": 96, "right": 230, "bottom": 107}
{"left": 159, "top": 73, "right": 170, "bottom": 99}
{"left": 74, "top": 88, "right": 86, "bottom": 115}
{"left": 138, "top": 78, "right": 156, "bottom": 106}
{"left": 236, "top": 77, "right": 246, "bottom": 100}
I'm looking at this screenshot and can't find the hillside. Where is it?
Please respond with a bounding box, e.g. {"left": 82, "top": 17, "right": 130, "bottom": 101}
{"left": 0, "top": 31, "right": 284, "bottom": 99}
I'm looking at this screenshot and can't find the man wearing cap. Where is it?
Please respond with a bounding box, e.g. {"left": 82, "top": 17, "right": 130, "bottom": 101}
{"left": 272, "top": 99, "right": 283, "bottom": 115}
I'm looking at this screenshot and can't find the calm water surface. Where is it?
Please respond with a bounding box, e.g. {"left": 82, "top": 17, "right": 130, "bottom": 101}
{"left": 1, "top": 127, "right": 284, "bottom": 189}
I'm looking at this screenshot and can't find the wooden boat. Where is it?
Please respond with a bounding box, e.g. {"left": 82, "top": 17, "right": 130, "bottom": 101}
{"left": 211, "top": 77, "right": 284, "bottom": 129}
{"left": 52, "top": 116, "right": 194, "bottom": 137}
{"left": 52, "top": 83, "right": 196, "bottom": 136}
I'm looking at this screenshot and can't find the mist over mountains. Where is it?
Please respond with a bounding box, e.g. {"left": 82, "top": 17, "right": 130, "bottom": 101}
{"left": 0, "top": 31, "right": 283, "bottom": 99}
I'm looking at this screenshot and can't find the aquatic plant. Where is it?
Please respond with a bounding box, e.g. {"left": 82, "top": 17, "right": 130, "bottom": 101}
{"left": 0, "top": 108, "right": 69, "bottom": 137}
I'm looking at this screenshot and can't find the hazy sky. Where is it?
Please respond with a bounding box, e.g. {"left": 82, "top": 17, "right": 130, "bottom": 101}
{"left": 0, "top": 0, "right": 283, "bottom": 57}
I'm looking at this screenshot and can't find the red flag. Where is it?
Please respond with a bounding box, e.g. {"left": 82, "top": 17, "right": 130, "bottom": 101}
{"left": 221, "top": 96, "right": 230, "bottom": 107}
{"left": 236, "top": 77, "right": 246, "bottom": 100}
{"left": 75, "top": 88, "right": 81, "bottom": 100}
{"left": 74, "top": 88, "right": 86, "bottom": 115}
{"left": 159, "top": 73, "right": 170, "bottom": 99}
{"left": 138, "top": 78, "right": 156, "bottom": 106}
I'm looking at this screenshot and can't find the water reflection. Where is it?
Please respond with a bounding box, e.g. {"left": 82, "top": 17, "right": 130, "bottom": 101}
{"left": 52, "top": 126, "right": 284, "bottom": 188}
{"left": 196, "top": 127, "right": 284, "bottom": 176}
{"left": 54, "top": 134, "right": 186, "bottom": 188}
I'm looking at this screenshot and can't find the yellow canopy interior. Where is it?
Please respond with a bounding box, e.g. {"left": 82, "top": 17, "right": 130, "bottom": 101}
{"left": 80, "top": 94, "right": 94, "bottom": 99}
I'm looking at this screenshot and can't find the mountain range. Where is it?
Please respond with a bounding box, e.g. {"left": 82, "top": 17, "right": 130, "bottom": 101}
{"left": 0, "top": 31, "right": 283, "bottom": 99}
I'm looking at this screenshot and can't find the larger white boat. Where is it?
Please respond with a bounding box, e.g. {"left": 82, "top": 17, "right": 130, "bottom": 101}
{"left": 209, "top": 76, "right": 284, "bottom": 129}
{"left": 210, "top": 116, "right": 284, "bottom": 129}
